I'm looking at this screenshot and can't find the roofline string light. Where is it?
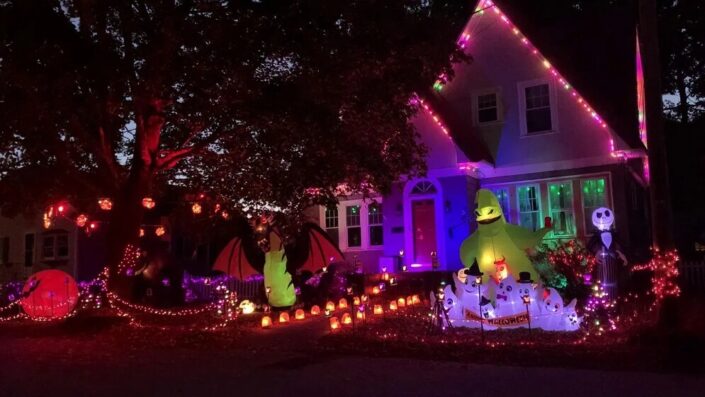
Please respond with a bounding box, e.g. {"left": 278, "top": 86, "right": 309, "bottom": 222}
{"left": 432, "top": 0, "right": 625, "bottom": 158}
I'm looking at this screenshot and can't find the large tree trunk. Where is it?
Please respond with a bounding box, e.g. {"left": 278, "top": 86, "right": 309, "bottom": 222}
{"left": 105, "top": 98, "right": 164, "bottom": 296}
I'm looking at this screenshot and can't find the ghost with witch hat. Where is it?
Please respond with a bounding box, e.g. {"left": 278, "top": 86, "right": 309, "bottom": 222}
{"left": 460, "top": 189, "right": 552, "bottom": 283}
{"left": 452, "top": 260, "right": 489, "bottom": 312}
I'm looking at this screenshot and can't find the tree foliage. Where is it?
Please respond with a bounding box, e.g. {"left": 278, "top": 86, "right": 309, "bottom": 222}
{"left": 0, "top": 0, "right": 471, "bottom": 269}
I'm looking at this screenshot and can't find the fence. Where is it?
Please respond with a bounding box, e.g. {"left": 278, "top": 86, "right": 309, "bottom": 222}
{"left": 187, "top": 278, "right": 265, "bottom": 302}
{"left": 679, "top": 260, "right": 705, "bottom": 292}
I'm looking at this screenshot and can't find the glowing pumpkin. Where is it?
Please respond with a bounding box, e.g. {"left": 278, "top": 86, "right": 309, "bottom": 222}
{"left": 261, "top": 315, "right": 272, "bottom": 328}
{"left": 325, "top": 301, "right": 336, "bottom": 312}
{"left": 412, "top": 295, "right": 421, "bottom": 305}
{"left": 373, "top": 305, "right": 383, "bottom": 315}
{"left": 397, "top": 297, "right": 406, "bottom": 308}
{"left": 279, "top": 312, "right": 290, "bottom": 323}
{"left": 20, "top": 270, "right": 79, "bottom": 320}
{"left": 310, "top": 305, "right": 321, "bottom": 315}
{"left": 295, "top": 309, "right": 305, "bottom": 320}
{"left": 389, "top": 301, "right": 398, "bottom": 311}
{"left": 338, "top": 298, "right": 348, "bottom": 309}
{"left": 329, "top": 317, "right": 340, "bottom": 330}
{"left": 353, "top": 296, "right": 361, "bottom": 306}
{"left": 341, "top": 313, "right": 352, "bottom": 325}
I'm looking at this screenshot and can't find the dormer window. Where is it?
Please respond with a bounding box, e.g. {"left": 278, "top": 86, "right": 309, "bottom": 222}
{"left": 473, "top": 89, "right": 502, "bottom": 125}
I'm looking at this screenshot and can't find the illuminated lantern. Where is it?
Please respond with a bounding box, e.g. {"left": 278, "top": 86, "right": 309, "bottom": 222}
{"left": 310, "top": 305, "right": 321, "bottom": 315}
{"left": 382, "top": 272, "right": 390, "bottom": 281}
{"left": 397, "top": 297, "right": 406, "bottom": 308}
{"left": 261, "top": 315, "right": 272, "bottom": 328}
{"left": 295, "top": 309, "right": 305, "bottom": 320}
{"left": 191, "top": 203, "right": 202, "bottom": 215}
{"left": 88, "top": 222, "right": 98, "bottom": 232}
{"left": 389, "top": 301, "right": 398, "bottom": 311}
{"left": 139, "top": 228, "right": 145, "bottom": 237}
{"left": 155, "top": 226, "right": 166, "bottom": 237}
{"left": 353, "top": 296, "right": 361, "bottom": 306}
{"left": 57, "top": 204, "right": 66, "bottom": 214}
{"left": 341, "top": 313, "right": 352, "bottom": 325}
{"left": 20, "top": 270, "right": 79, "bottom": 320}
{"left": 372, "top": 286, "right": 380, "bottom": 295}
{"left": 98, "top": 198, "right": 113, "bottom": 211}
{"left": 495, "top": 258, "right": 509, "bottom": 281}
{"left": 42, "top": 212, "right": 52, "bottom": 229}
{"left": 325, "top": 301, "right": 336, "bottom": 312}
{"left": 406, "top": 296, "right": 413, "bottom": 306}
{"left": 279, "top": 312, "right": 290, "bottom": 323}
{"left": 142, "top": 197, "right": 156, "bottom": 209}
{"left": 239, "top": 300, "right": 255, "bottom": 314}
{"left": 338, "top": 298, "right": 348, "bottom": 309}
{"left": 356, "top": 310, "right": 365, "bottom": 320}
{"left": 75, "top": 214, "right": 88, "bottom": 228}
{"left": 329, "top": 316, "right": 340, "bottom": 330}
{"left": 412, "top": 295, "right": 421, "bottom": 305}
{"left": 373, "top": 305, "right": 383, "bottom": 315}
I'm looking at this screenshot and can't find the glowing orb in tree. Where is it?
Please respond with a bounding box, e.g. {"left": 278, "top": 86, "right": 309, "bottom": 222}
{"left": 20, "top": 270, "right": 79, "bottom": 320}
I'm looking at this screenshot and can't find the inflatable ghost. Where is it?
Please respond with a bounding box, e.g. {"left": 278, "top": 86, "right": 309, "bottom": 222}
{"left": 561, "top": 299, "right": 581, "bottom": 331}
{"left": 534, "top": 287, "right": 565, "bottom": 331}
{"left": 493, "top": 274, "right": 525, "bottom": 317}
{"left": 460, "top": 189, "right": 552, "bottom": 282}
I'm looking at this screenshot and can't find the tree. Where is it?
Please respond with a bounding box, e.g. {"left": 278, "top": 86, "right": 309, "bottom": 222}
{"left": 0, "top": 0, "right": 471, "bottom": 288}
{"left": 659, "top": 0, "right": 705, "bottom": 123}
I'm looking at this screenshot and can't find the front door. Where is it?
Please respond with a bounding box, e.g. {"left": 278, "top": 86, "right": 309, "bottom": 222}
{"left": 412, "top": 199, "right": 437, "bottom": 265}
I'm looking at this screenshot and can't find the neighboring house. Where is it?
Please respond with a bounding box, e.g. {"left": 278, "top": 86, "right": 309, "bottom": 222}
{"left": 0, "top": 214, "right": 80, "bottom": 283}
{"left": 310, "top": 0, "right": 652, "bottom": 274}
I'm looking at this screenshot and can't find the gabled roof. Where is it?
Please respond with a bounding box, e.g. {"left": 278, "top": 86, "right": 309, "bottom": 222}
{"left": 419, "top": 0, "right": 641, "bottom": 163}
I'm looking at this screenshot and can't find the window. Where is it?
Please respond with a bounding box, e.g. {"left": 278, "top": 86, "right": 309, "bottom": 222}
{"left": 517, "top": 185, "right": 541, "bottom": 231}
{"left": 548, "top": 182, "right": 576, "bottom": 237}
{"left": 411, "top": 181, "right": 437, "bottom": 195}
{"left": 24, "top": 234, "right": 34, "bottom": 267}
{"left": 368, "top": 203, "right": 383, "bottom": 246}
{"left": 582, "top": 178, "right": 608, "bottom": 233}
{"left": 1, "top": 237, "right": 9, "bottom": 266}
{"left": 491, "top": 188, "right": 511, "bottom": 223}
{"left": 346, "top": 205, "right": 361, "bottom": 248}
{"left": 324, "top": 207, "right": 339, "bottom": 246}
{"left": 41, "top": 232, "right": 69, "bottom": 260}
{"left": 477, "top": 93, "right": 499, "bottom": 123}
{"left": 523, "top": 83, "right": 553, "bottom": 134}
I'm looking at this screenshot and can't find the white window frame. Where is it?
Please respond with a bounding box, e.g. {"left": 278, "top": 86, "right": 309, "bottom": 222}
{"left": 518, "top": 78, "right": 559, "bottom": 136}
{"left": 580, "top": 176, "right": 612, "bottom": 235}
{"left": 490, "top": 187, "right": 511, "bottom": 223}
{"left": 516, "top": 184, "right": 542, "bottom": 231}
{"left": 24, "top": 233, "right": 35, "bottom": 267}
{"left": 319, "top": 199, "right": 384, "bottom": 251}
{"left": 472, "top": 87, "right": 503, "bottom": 126}
{"left": 547, "top": 180, "right": 576, "bottom": 238}
{"left": 41, "top": 231, "right": 69, "bottom": 261}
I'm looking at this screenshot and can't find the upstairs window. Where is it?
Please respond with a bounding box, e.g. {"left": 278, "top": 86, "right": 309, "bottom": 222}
{"left": 24, "top": 233, "right": 34, "bottom": 267}
{"left": 522, "top": 82, "right": 554, "bottom": 134}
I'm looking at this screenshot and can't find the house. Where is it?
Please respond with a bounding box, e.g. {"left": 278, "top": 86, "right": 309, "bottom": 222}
{"left": 309, "top": 0, "right": 652, "bottom": 274}
{"left": 0, "top": 213, "right": 96, "bottom": 283}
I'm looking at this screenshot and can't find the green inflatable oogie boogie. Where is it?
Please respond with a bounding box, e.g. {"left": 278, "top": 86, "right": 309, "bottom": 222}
{"left": 460, "top": 189, "right": 552, "bottom": 282}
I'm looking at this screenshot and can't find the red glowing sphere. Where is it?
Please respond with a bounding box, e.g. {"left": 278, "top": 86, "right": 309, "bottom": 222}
{"left": 21, "top": 270, "right": 79, "bottom": 320}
